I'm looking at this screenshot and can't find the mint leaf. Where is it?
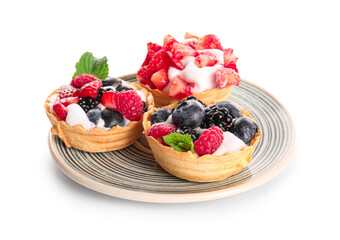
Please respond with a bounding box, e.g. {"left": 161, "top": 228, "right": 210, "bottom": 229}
{"left": 72, "top": 52, "right": 109, "bottom": 79}
{"left": 163, "top": 133, "right": 194, "bottom": 153}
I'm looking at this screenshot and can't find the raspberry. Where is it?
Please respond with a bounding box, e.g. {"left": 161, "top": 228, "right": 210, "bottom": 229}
{"left": 59, "top": 88, "right": 79, "bottom": 99}
{"left": 71, "top": 74, "right": 100, "bottom": 88}
{"left": 116, "top": 91, "right": 144, "bottom": 121}
{"left": 194, "top": 126, "right": 224, "bottom": 156}
{"left": 146, "top": 124, "right": 177, "bottom": 145}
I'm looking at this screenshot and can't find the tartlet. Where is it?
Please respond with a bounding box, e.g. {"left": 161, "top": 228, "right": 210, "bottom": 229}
{"left": 142, "top": 100, "right": 261, "bottom": 182}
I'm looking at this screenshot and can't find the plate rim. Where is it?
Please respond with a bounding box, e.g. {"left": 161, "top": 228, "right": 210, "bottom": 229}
{"left": 48, "top": 76, "right": 296, "bottom": 203}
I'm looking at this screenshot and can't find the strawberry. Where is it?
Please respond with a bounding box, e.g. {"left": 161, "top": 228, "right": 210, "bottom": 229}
{"left": 116, "top": 91, "right": 144, "bottom": 121}
{"left": 137, "top": 66, "right": 154, "bottom": 85}
{"left": 101, "top": 91, "right": 117, "bottom": 109}
{"left": 163, "top": 34, "right": 176, "bottom": 47}
{"left": 59, "top": 96, "right": 79, "bottom": 107}
{"left": 53, "top": 102, "right": 67, "bottom": 121}
{"left": 79, "top": 79, "right": 103, "bottom": 98}
{"left": 223, "top": 48, "right": 237, "bottom": 64}
{"left": 166, "top": 41, "right": 197, "bottom": 60}
{"left": 169, "top": 76, "right": 193, "bottom": 99}
{"left": 224, "top": 62, "right": 239, "bottom": 73}
{"left": 70, "top": 74, "right": 100, "bottom": 88}
{"left": 147, "top": 49, "right": 171, "bottom": 72}
{"left": 146, "top": 124, "right": 177, "bottom": 146}
{"left": 59, "top": 88, "right": 79, "bottom": 99}
{"left": 196, "top": 34, "right": 223, "bottom": 50}
{"left": 194, "top": 52, "right": 218, "bottom": 67}
{"left": 184, "top": 32, "right": 199, "bottom": 40}
{"left": 169, "top": 54, "right": 185, "bottom": 70}
{"left": 215, "top": 67, "right": 241, "bottom": 89}
{"left": 150, "top": 68, "right": 170, "bottom": 90}
{"left": 142, "top": 42, "right": 163, "bottom": 67}
{"left": 194, "top": 126, "right": 224, "bottom": 156}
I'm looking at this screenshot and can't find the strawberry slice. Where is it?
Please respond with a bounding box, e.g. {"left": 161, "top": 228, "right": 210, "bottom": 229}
{"left": 196, "top": 34, "right": 223, "bottom": 50}
{"left": 137, "top": 66, "right": 154, "bottom": 85}
{"left": 150, "top": 68, "right": 170, "bottom": 90}
{"left": 223, "top": 48, "right": 237, "bottom": 64}
{"left": 101, "top": 91, "right": 117, "bottom": 109}
{"left": 60, "top": 96, "right": 79, "bottom": 107}
{"left": 59, "top": 88, "right": 79, "bottom": 99}
{"left": 79, "top": 79, "right": 103, "bottom": 98}
{"left": 147, "top": 49, "right": 171, "bottom": 72}
{"left": 163, "top": 34, "right": 176, "bottom": 47}
{"left": 224, "top": 62, "right": 239, "bottom": 73}
{"left": 184, "top": 32, "right": 199, "bottom": 40}
{"left": 141, "top": 42, "right": 163, "bottom": 67}
{"left": 53, "top": 102, "right": 67, "bottom": 121}
{"left": 215, "top": 67, "right": 241, "bottom": 89}
{"left": 169, "top": 54, "right": 185, "bottom": 70}
{"left": 169, "top": 76, "right": 193, "bottom": 99}
{"left": 70, "top": 74, "right": 100, "bottom": 88}
{"left": 166, "top": 41, "right": 197, "bottom": 60}
{"left": 194, "top": 52, "right": 218, "bottom": 67}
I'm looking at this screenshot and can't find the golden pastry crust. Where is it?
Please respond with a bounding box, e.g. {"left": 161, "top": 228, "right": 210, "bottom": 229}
{"left": 45, "top": 82, "right": 154, "bottom": 152}
{"left": 137, "top": 76, "right": 233, "bottom": 107}
{"left": 142, "top": 105, "right": 261, "bottom": 182}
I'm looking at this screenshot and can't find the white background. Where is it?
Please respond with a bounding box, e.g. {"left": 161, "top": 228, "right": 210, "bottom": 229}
{"left": 1, "top": 0, "right": 339, "bottom": 239}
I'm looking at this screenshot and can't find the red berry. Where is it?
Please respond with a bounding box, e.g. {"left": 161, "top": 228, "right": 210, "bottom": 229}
{"left": 53, "top": 102, "right": 68, "bottom": 121}
{"left": 70, "top": 74, "right": 100, "bottom": 88}
{"left": 194, "top": 126, "right": 224, "bottom": 156}
{"left": 215, "top": 67, "right": 241, "bottom": 89}
{"left": 165, "top": 40, "right": 197, "bottom": 60}
{"left": 59, "top": 88, "right": 79, "bottom": 99}
{"left": 150, "top": 68, "right": 170, "bottom": 90}
{"left": 79, "top": 79, "right": 102, "bottom": 98}
{"left": 116, "top": 91, "right": 144, "bottom": 121}
{"left": 224, "top": 62, "right": 239, "bottom": 73}
{"left": 101, "top": 91, "right": 117, "bottom": 109}
{"left": 163, "top": 34, "right": 176, "bottom": 47}
{"left": 184, "top": 32, "right": 199, "bottom": 40}
{"left": 194, "top": 52, "right": 218, "bottom": 67}
{"left": 59, "top": 96, "right": 79, "bottom": 107}
{"left": 142, "top": 42, "right": 163, "bottom": 67}
{"left": 169, "top": 76, "right": 193, "bottom": 99}
{"left": 137, "top": 66, "right": 154, "bottom": 85}
{"left": 147, "top": 49, "right": 171, "bottom": 72}
{"left": 223, "top": 48, "right": 237, "bottom": 64}
{"left": 146, "top": 124, "right": 177, "bottom": 145}
{"left": 196, "top": 34, "right": 223, "bottom": 50}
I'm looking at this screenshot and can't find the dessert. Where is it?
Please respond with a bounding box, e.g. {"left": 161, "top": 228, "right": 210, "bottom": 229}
{"left": 45, "top": 52, "right": 154, "bottom": 152}
{"left": 137, "top": 33, "right": 241, "bottom": 107}
{"left": 142, "top": 96, "right": 260, "bottom": 182}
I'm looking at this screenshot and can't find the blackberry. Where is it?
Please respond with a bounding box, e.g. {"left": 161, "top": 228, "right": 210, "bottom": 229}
{"left": 200, "top": 104, "right": 233, "bottom": 131}
{"left": 176, "top": 126, "right": 201, "bottom": 142}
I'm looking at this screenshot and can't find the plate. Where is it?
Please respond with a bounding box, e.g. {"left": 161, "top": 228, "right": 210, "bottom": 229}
{"left": 48, "top": 74, "right": 296, "bottom": 203}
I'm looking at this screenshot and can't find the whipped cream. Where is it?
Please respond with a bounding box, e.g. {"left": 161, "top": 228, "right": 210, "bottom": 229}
{"left": 212, "top": 131, "right": 246, "bottom": 156}
{"left": 66, "top": 104, "right": 96, "bottom": 131}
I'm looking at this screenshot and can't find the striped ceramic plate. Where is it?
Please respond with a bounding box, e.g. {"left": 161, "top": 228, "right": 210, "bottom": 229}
{"left": 48, "top": 74, "right": 296, "bottom": 203}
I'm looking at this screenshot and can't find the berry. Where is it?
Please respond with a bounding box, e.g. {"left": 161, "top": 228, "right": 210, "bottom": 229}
{"left": 194, "top": 52, "right": 218, "bottom": 67}
{"left": 86, "top": 108, "right": 101, "bottom": 125}
{"left": 216, "top": 101, "right": 242, "bottom": 119}
{"left": 53, "top": 102, "right": 67, "bottom": 121}
{"left": 101, "top": 91, "right": 117, "bottom": 109}
{"left": 101, "top": 108, "right": 125, "bottom": 128}
{"left": 151, "top": 107, "right": 172, "bottom": 125}
{"left": 184, "top": 32, "right": 199, "bottom": 40}
{"left": 137, "top": 66, "right": 153, "bottom": 85}
{"left": 223, "top": 48, "right": 237, "bottom": 64}
{"left": 143, "top": 101, "right": 148, "bottom": 113}
{"left": 224, "top": 62, "right": 239, "bottom": 73}
{"left": 168, "top": 76, "right": 194, "bottom": 99}
{"left": 150, "top": 68, "right": 170, "bottom": 90}
{"left": 116, "top": 85, "right": 134, "bottom": 92}
{"left": 116, "top": 90, "right": 144, "bottom": 121}
{"left": 201, "top": 104, "right": 233, "bottom": 131}
{"left": 176, "top": 126, "right": 201, "bottom": 142}
{"left": 147, "top": 49, "right": 171, "bottom": 72}
{"left": 194, "top": 126, "right": 224, "bottom": 156}
{"left": 78, "top": 97, "right": 100, "bottom": 113}
{"left": 59, "top": 96, "right": 79, "bottom": 107}
{"left": 230, "top": 117, "right": 259, "bottom": 144}
{"left": 196, "top": 34, "right": 223, "bottom": 50}
{"left": 163, "top": 34, "right": 176, "bottom": 47}
{"left": 142, "top": 42, "right": 163, "bottom": 67}
{"left": 165, "top": 40, "right": 197, "bottom": 60}
{"left": 71, "top": 74, "right": 100, "bottom": 88}
{"left": 102, "top": 77, "right": 122, "bottom": 88}
{"left": 79, "top": 79, "right": 103, "bottom": 98}
{"left": 146, "top": 124, "right": 177, "bottom": 145}
{"left": 172, "top": 99, "right": 205, "bottom": 129}
{"left": 215, "top": 67, "right": 241, "bottom": 89}
{"left": 59, "top": 88, "right": 79, "bottom": 99}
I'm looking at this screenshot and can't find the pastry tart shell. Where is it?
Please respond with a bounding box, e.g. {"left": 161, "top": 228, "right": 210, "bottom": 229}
{"left": 45, "top": 82, "right": 154, "bottom": 152}
{"left": 142, "top": 105, "right": 261, "bottom": 182}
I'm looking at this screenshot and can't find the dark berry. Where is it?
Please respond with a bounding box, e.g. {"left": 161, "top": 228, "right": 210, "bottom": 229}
{"left": 175, "top": 127, "right": 201, "bottom": 142}
{"left": 143, "top": 101, "right": 148, "bottom": 113}
{"left": 101, "top": 108, "right": 125, "bottom": 128}
{"left": 151, "top": 107, "right": 172, "bottom": 125}
{"left": 186, "top": 95, "right": 196, "bottom": 100}
{"left": 172, "top": 99, "right": 205, "bottom": 129}
{"left": 102, "top": 77, "right": 123, "bottom": 88}
{"left": 116, "top": 85, "right": 134, "bottom": 92}
{"left": 230, "top": 117, "right": 259, "bottom": 144}
{"left": 78, "top": 97, "right": 100, "bottom": 113}
{"left": 216, "top": 101, "right": 242, "bottom": 119}
{"left": 200, "top": 104, "right": 233, "bottom": 131}
{"left": 86, "top": 108, "right": 101, "bottom": 125}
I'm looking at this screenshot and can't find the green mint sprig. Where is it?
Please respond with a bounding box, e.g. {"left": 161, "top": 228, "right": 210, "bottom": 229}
{"left": 163, "top": 133, "right": 194, "bottom": 153}
{"left": 72, "top": 52, "right": 109, "bottom": 79}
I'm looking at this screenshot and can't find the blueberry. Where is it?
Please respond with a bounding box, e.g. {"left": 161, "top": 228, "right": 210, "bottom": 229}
{"left": 101, "top": 108, "right": 125, "bottom": 128}
{"left": 86, "top": 108, "right": 101, "bottom": 125}
{"left": 151, "top": 107, "right": 172, "bottom": 125}
{"left": 216, "top": 101, "right": 242, "bottom": 119}
{"left": 102, "top": 77, "right": 123, "bottom": 88}
{"left": 116, "top": 85, "right": 134, "bottom": 92}
{"left": 172, "top": 99, "right": 205, "bottom": 129}
{"left": 230, "top": 117, "right": 259, "bottom": 144}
